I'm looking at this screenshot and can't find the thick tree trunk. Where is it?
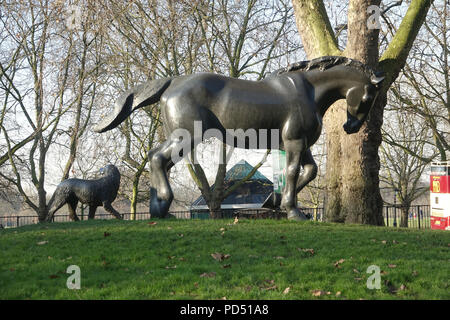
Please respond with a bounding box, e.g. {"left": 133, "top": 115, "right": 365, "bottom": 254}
{"left": 328, "top": 90, "right": 387, "bottom": 225}
{"left": 208, "top": 200, "right": 223, "bottom": 219}
{"left": 336, "top": 0, "right": 384, "bottom": 225}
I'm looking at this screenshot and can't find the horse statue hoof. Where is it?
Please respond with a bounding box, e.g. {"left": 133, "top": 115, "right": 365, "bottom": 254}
{"left": 287, "top": 209, "right": 308, "bottom": 221}
{"left": 149, "top": 188, "right": 171, "bottom": 218}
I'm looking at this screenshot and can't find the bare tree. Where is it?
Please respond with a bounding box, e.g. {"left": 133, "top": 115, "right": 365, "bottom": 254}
{"left": 380, "top": 108, "right": 433, "bottom": 227}
{"left": 0, "top": 1, "right": 107, "bottom": 221}
{"left": 387, "top": 1, "right": 449, "bottom": 161}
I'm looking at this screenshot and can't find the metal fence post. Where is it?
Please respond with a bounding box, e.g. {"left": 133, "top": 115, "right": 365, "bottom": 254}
{"left": 417, "top": 207, "right": 420, "bottom": 229}
{"left": 393, "top": 207, "right": 397, "bottom": 227}
{"left": 385, "top": 206, "right": 389, "bottom": 227}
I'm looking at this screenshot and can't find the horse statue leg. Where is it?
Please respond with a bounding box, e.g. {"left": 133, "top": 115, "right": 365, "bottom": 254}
{"left": 280, "top": 139, "right": 308, "bottom": 221}
{"left": 103, "top": 201, "right": 122, "bottom": 220}
{"left": 68, "top": 199, "right": 80, "bottom": 221}
{"left": 148, "top": 137, "right": 193, "bottom": 218}
{"left": 296, "top": 149, "right": 318, "bottom": 193}
{"left": 46, "top": 194, "right": 67, "bottom": 222}
{"left": 88, "top": 205, "right": 97, "bottom": 220}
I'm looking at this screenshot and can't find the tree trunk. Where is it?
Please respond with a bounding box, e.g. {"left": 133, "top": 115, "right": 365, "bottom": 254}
{"left": 399, "top": 204, "right": 411, "bottom": 228}
{"left": 130, "top": 179, "right": 139, "bottom": 220}
{"left": 208, "top": 200, "right": 223, "bottom": 219}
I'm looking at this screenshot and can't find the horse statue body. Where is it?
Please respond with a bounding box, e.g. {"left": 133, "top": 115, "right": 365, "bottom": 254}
{"left": 94, "top": 56, "right": 384, "bottom": 220}
{"left": 46, "top": 164, "right": 122, "bottom": 221}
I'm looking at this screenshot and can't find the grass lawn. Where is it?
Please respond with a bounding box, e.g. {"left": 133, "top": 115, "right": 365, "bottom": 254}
{"left": 0, "top": 218, "right": 449, "bottom": 300}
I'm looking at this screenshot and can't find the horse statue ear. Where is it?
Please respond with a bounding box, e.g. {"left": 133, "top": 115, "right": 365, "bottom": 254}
{"left": 371, "top": 72, "right": 385, "bottom": 88}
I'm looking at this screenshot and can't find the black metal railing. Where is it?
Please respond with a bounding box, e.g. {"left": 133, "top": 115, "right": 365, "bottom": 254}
{"left": 384, "top": 204, "right": 430, "bottom": 229}
{"left": 0, "top": 205, "right": 430, "bottom": 229}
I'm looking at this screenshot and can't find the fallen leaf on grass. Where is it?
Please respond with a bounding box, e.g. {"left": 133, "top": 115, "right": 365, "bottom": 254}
{"left": 222, "top": 264, "right": 232, "bottom": 269}
{"left": 178, "top": 233, "right": 184, "bottom": 237}
{"left": 334, "top": 259, "right": 345, "bottom": 268}
{"left": 336, "top": 291, "right": 342, "bottom": 297}
{"left": 275, "top": 256, "right": 284, "bottom": 260}
{"left": 148, "top": 222, "right": 157, "bottom": 225}
{"left": 354, "top": 277, "right": 363, "bottom": 281}
{"left": 103, "top": 232, "right": 111, "bottom": 237}
{"left": 381, "top": 240, "right": 387, "bottom": 244}
{"left": 37, "top": 241, "right": 48, "bottom": 245}
{"left": 220, "top": 296, "right": 227, "bottom": 300}
{"left": 9, "top": 268, "right": 15, "bottom": 272}
{"left": 298, "top": 248, "right": 315, "bottom": 255}
{"left": 167, "top": 226, "right": 172, "bottom": 230}
{"left": 388, "top": 264, "right": 397, "bottom": 268}
{"left": 165, "top": 265, "right": 177, "bottom": 269}
{"left": 262, "top": 285, "right": 277, "bottom": 291}
{"left": 259, "top": 279, "right": 277, "bottom": 291}
{"left": 211, "top": 253, "right": 231, "bottom": 261}
{"left": 311, "top": 290, "right": 331, "bottom": 297}
{"left": 283, "top": 287, "right": 290, "bottom": 294}
{"left": 353, "top": 268, "right": 360, "bottom": 274}
{"left": 49, "top": 274, "right": 59, "bottom": 279}
{"left": 219, "top": 228, "right": 226, "bottom": 232}
{"left": 399, "top": 284, "right": 407, "bottom": 291}
{"left": 200, "top": 272, "right": 216, "bottom": 278}
{"left": 412, "top": 271, "right": 418, "bottom": 276}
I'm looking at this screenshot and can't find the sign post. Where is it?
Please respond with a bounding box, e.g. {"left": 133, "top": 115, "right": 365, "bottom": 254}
{"left": 430, "top": 161, "right": 450, "bottom": 230}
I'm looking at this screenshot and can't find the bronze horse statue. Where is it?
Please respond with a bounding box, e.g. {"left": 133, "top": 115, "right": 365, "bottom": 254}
{"left": 94, "top": 56, "right": 384, "bottom": 220}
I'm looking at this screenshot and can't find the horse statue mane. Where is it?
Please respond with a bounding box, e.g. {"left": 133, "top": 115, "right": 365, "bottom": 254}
{"left": 270, "top": 56, "right": 378, "bottom": 79}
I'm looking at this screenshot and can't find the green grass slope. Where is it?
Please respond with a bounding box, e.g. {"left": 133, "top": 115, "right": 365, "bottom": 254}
{"left": 0, "top": 219, "right": 449, "bottom": 300}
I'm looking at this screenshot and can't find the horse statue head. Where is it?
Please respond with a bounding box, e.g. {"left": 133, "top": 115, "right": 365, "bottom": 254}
{"left": 273, "top": 56, "right": 385, "bottom": 135}
{"left": 343, "top": 70, "right": 385, "bottom": 134}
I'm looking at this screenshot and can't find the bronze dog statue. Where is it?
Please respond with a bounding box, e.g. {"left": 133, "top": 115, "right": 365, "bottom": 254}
{"left": 46, "top": 164, "right": 122, "bottom": 221}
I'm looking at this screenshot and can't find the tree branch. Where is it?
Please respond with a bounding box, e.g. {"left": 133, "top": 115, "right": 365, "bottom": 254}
{"left": 291, "top": 0, "right": 341, "bottom": 58}
{"left": 379, "top": 0, "right": 434, "bottom": 87}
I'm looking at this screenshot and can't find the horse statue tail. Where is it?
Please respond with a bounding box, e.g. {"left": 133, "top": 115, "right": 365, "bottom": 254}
{"left": 94, "top": 78, "right": 173, "bottom": 133}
